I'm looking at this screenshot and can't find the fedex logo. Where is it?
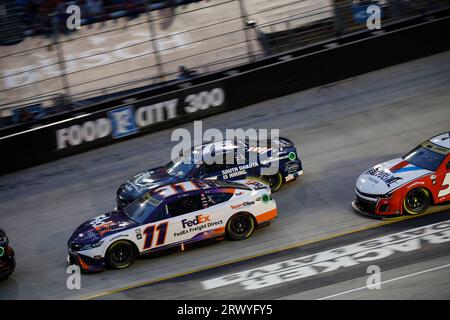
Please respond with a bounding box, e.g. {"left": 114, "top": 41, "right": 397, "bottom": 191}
{"left": 181, "top": 214, "right": 210, "bottom": 228}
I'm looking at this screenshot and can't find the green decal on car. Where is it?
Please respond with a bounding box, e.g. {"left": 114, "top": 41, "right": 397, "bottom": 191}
{"left": 0, "top": 247, "right": 4, "bottom": 257}
{"left": 288, "top": 152, "right": 297, "bottom": 161}
{"left": 262, "top": 194, "right": 271, "bottom": 203}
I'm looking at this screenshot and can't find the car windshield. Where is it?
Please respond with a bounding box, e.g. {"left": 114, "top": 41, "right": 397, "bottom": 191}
{"left": 403, "top": 145, "right": 446, "bottom": 171}
{"left": 166, "top": 154, "right": 196, "bottom": 178}
{"left": 124, "top": 193, "right": 163, "bottom": 224}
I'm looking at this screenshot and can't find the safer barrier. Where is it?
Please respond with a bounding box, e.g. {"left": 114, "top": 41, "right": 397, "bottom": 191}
{"left": 1, "top": 14, "right": 449, "bottom": 174}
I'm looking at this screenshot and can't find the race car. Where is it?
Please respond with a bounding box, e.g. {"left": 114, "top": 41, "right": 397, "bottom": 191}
{"left": 68, "top": 179, "right": 277, "bottom": 272}
{"left": 353, "top": 132, "right": 450, "bottom": 217}
{"left": 0, "top": 228, "right": 15, "bottom": 280}
{"left": 116, "top": 137, "right": 302, "bottom": 208}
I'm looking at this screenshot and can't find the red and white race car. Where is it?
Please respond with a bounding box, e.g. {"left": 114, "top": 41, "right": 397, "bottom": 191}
{"left": 353, "top": 132, "right": 450, "bottom": 217}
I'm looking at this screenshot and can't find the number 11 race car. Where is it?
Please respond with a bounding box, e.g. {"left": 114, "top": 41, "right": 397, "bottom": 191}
{"left": 68, "top": 179, "right": 277, "bottom": 272}
{"left": 353, "top": 132, "right": 450, "bottom": 218}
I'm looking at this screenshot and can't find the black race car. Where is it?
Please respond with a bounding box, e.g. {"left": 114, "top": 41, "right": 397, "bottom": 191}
{"left": 116, "top": 137, "right": 303, "bottom": 208}
{"left": 0, "top": 229, "right": 15, "bottom": 280}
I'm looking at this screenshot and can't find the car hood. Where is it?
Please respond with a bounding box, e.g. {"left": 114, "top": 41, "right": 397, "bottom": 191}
{"left": 70, "top": 211, "right": 137, "bottom": 244}
{"left": 356, "top": 158, "right": 433, "bottom": 195}
{"left": 117, "top": 166, "right": 179, "bottom": 204}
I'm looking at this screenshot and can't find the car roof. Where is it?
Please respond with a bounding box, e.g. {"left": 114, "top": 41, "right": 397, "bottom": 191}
{"left": 192, "top": 140, "right": 246, "bottom": 157}
{"left": 429, "top": 132, "right": 450, "bottom": 151}
{"left": 145, "top": 180, "right": 250, "bottom": 201}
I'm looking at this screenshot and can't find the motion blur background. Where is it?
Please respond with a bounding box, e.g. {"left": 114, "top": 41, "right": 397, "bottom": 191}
{"left": 1, "top": 0, "right": 448, "bottom": 128}
{"left": 0, "top": 0, "right": 449, "bottom": 300}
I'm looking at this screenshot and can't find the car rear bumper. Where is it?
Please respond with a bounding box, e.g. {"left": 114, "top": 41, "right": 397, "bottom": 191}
{"left": 285, "top": 170, "right": 303, "bottom": 182}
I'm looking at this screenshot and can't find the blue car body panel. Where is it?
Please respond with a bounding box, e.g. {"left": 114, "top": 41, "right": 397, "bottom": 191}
{"left": 116, "top": 137, "right": 303, "bottom": 207}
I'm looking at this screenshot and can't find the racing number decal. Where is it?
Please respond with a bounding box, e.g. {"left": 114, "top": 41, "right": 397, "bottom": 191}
{"left": 438, "top": 173, "right": 450, "bottom": 198}
{"left": 143, "top": 222, "right": 169, "bottom": 250}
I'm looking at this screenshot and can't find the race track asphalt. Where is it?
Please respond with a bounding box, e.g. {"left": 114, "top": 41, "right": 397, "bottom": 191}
{"left": 98, "top": 209, "right": 450, "bottom": 300}
{"left": 0, "top": 50, "right": 449, "bottom": 299}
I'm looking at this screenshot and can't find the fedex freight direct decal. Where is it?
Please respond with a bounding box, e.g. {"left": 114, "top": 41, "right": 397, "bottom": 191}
{"left": 56, "top": 88, "right": 225, "bottom": 149}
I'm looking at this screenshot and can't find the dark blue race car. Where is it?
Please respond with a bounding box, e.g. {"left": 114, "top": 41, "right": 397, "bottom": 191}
{"left": 0, "top": 229, "right": 15, "bottom": 281}
{"left": 116, "top": 137, "right": 303, "bottom": 208}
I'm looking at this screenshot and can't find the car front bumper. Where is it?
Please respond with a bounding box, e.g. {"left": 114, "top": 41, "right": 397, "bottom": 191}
{"left": 0, "top": 259, "right": 15, "bottom": 279}
{"left": 0, "top": 246, "right": 15, "bottom": 279}
{"left": 67, "top": 249, "right": 104, "bottom": 273}
{"left": 353, "top": 189, "right": 402, "bottom": 218}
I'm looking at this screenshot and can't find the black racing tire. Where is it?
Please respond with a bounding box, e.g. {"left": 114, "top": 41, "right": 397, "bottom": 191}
{"left": 105, "top": 240, "right": 137, "bottom": 269}
{"left": 0, "top": 266, "right": 14, "bottom": 281}
{"left": 262, "top": 171, "right": 284, "bottom": 193}
{"left": 403, "top": 188, "right": 430, "bottom": 215}
{"left": 0, "top": 274, "right": 9, "bottom": 281}
{"left": 226, "top": 213, "right": 255, "bottom": 241}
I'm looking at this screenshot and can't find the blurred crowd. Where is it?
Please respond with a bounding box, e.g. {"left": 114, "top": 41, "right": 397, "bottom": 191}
{"left": 15, "top": 0, "right": 204, "bottom": 36}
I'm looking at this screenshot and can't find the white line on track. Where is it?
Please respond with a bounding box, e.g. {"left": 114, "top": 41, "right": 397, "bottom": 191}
{"left": 316, "top": 263, "right": 450, "bottom": 300}
{"left": 202, "top": 220, "right": 450, "bottom": 290}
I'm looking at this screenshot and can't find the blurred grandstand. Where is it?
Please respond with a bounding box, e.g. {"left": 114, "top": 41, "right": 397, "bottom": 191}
{"left": 0, "top": 0, "right": 449, "bottom": 128}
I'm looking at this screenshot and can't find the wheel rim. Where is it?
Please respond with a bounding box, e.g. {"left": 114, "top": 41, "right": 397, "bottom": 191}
{"left": 230, "top": 215, "right": 251, "bottom": 235}
{"left": 265, "top": 175, "right": 277, "bottom": 187}
{"left": 264, "top": 173, "right": 282, "bottom": 191}
{"left": 111, "top": 244, "right": 131, "bottom": 264}
{"left": 405, "top": 190, "right": 427, "bottom": 213}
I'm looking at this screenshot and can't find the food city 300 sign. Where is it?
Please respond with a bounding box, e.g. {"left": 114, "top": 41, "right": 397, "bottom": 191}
{"left": 56, "top": 87, "right": 226, "bottom": 150}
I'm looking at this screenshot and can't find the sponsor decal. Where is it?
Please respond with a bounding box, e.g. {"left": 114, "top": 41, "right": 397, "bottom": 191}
{"left": 94, "top": 221, "right": 118, "bottom": 236}
{"left": 84, "top": 231, "right": 98, "bottom": 239}
{"left": 365, "top": 167, "right": 403, "bottom": 187}
{"left": 135, "top": 229, "right": 142, "bottom": 240}
{"left": 231, "top": 201, "right": 255, "bottom": 210}
{"left": 288, "top": 152, "right": 297, "bottom": 161}
{"left": 221, "top": 163, "right": 259, "bottom": 177}
{"left": 223, "top": 170, "right": 246, "bottom": 180}
{"left": 261, "top": 194, "right": 271, "bottom": 204}
{"left": 260, "top": 154, "right": 289, "bottom": 165}
{"left": 56, "top": 88, "right": 225, "bottom": 149}
{"left": 182, "top": 214, "right": 211, "bottom": 228}
{"left": 285, "top": 161, "right": 299, "bottom": 173}
{"left": 110, "top": 234, "right": 129, "bottom": 241}
{"left": 88, "top": 214, "right": 109, "bottom": 227}
{"left": 407, "top": 181, "right": 425, "bottom": 189}
{"left": 201, "top": 220, "right": 450, "bottom": 290}
{"left": 174, "top": 219, "right": 223, "bottom": 237}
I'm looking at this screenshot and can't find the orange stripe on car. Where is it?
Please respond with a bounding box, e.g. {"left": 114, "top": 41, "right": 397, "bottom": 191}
{"left": 77, "top": 255, "right": 90, "bottom": 270}
{"left": 256, "top": 208, "right": 278, "bottom": 224}
{"left": 212, "top": 227, "right": 225, "bottom": 236}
